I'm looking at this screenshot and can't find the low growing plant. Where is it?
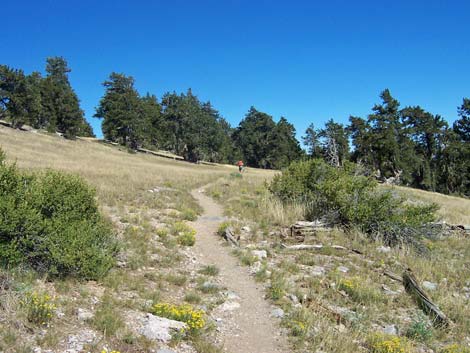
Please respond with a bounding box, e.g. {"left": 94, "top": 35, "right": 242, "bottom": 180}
{"left": 151, "top": 303, "right": 205, "bottom": 333}
{"left": 21, "top": 291, "right": 56, "bottom": 326}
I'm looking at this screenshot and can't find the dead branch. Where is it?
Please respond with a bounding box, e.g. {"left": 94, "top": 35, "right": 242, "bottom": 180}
{"left": 222, "top": 227, "right": 240, "bottom": 247}
{"left": 281, "top": 243, "right": 347, "bottom": 251}
{"left": 402, "top": 268, "right": 451, "bottom": 328}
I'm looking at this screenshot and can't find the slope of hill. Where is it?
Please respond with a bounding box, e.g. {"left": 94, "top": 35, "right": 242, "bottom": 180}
{"left": 1, "top": 125, "right": 469, "bottom": 353}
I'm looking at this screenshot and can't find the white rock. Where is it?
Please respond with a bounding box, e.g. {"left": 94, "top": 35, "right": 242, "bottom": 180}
{"left": 250, "top": 261, "right": 262, "bottom": 275}
{"left": 271, "top": 308, "right": 284, "bottom": 318}
{"left": 422, "top": 281, "right": 437, "bottom": 291}
{"left": 139, "top": 314, "right": 187, "bottom": 343}
{"left": 337, "top": 266, "right": 349, "bottom": 273}
{"left": 226, "top": 291, "right": 240, "bottom": 300}
{"left": 288, "top": 293, "right": 299, "bottom": 304}
{"left": 311, "top": 266, "right": 326, "bottom": 276}
{"left": 77, "top": 308, "right": 94, "bottom": 321}
{"left": 218, "top": 301, "right": 241, "bottom": 312}
{"left": 241, "top": 226, "right": 251, "bottom": 232}
{"left": 377, "top": 245, "right": 391, "bottom": 253}
{"left": 252, "top": 250, "right": 267, "bottom": 260}
{"left": 382, "top": 324, "right": 398, "bottom": 335}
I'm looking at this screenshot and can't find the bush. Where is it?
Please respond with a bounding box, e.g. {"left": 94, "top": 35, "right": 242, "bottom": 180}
{"left": 269, "top": 159, "right": 438, "bottom": 246}
{"left": 0, "top": 149, "right": 116, "bottom": 279}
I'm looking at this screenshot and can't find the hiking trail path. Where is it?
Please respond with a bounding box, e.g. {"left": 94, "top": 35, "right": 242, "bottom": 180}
{"left": 190, "top": 187, "right": 290, "bottom": 353}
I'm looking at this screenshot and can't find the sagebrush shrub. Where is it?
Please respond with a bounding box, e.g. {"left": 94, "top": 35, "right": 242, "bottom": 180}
{"left": 0, "top": 149, "right": 116, "bottom": 279}
{"left": 269, "top": 159, "right": 438, "bottom": 246}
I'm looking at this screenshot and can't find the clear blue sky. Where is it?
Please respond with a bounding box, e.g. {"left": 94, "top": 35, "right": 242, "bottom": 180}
{"left": 2, "top": 0, "right": 469, "bottom": 139}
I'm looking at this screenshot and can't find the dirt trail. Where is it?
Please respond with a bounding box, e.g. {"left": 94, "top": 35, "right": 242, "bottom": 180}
{"left": 190, "top": 188, "right": 289, "bottom": 353}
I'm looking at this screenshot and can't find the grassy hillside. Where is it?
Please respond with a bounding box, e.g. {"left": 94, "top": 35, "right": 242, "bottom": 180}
{"left": 1, "top": 125, "right": 469, "bottom": 353}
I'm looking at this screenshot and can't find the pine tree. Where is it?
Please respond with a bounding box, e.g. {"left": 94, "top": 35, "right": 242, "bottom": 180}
{"left": 95, "top": 73, "right": 143, "bottom": 149}
{"left": 0, "top": 65, "right": 29, "bottom": 128}
{"left": 302, "top": 123, "right": 322, "bottom": 158}
{"left": 318, "top": 119, "right": 349, "bottom": 167}
{"left": 400, "top": 106, "right": 447, "bottom": 190}
{"left": 269, "top": 117, "right": 303, "bottom": 169}
{"left": 41, "top": 57, "right": 89, "bottom": 138}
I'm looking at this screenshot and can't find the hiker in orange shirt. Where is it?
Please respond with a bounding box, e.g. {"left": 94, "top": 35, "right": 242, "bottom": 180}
{"left": 236, "top": 160, "right": 245, "bottom": 173}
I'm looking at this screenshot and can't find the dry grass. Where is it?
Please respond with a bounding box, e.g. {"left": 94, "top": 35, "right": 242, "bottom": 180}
{"left": 385, "top": 185, "right": 470, "bottom": 225}
{"left": 0, "top": 126, "right": 236, "bottom": 205}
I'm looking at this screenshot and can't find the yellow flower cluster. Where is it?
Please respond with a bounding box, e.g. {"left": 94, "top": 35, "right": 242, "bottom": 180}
{"left": 368, "top": 334, "right": 412, "bottom": 353}
{"left": 21, "top": 291, "right": 56, "bottom": 325}
{"left": 101, "top": 350, "right": 120, "bottom": 353}
{"left": 441, "top": 344, "right": 470, "bottom": 353}
{"left": 152, "top": 303, "right": 205, "bottom": 331}
{"left": 173, "top": 222, "right": 197, "bottom": 246}
{"left": 289, "top": 320, "right": 307, "bottom": 337}
{"left": 339, "top": 277, "right": 360, "bottom": 296}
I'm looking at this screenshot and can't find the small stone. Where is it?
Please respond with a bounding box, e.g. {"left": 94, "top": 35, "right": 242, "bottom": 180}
{"left": 250, "top": 261, "right": 262, "bottom": 274}
{"left": 157, "top": 349, "right": 176, "bottom": 353}
{"left": 226, "top": 291, "right": 240, "bottom": 300}
{"left": 218, "top": 301, "right": 240, "bottom": 312}
{"left": 77, "top": 308, "right": 94, "bottom": 321}
{"left": 377, "top": 246, "right": 391, "bottom": 253}
{"left": 422, "top": 281, "right": 437, "bottom": 291}
{"left": 382, "top": 324, "right": 398, "bottom": 335}
{"left": 252, "top": 250, "right": 267, "bottom": 260}
{"left": 116, "top": 260, "right": 127, "bottom": 268}
{"left": 288, "top": 293, "right": 299, "bottom": 304}
{"left": 337, "top": 266, "right": 349, "bottom": 273}
{"left": 241, "top": 226, "right": 251, "bottom": 232}
{"left": 139, "top": 314, "right": 187, "bottom": 343}
{"left": 311, "top": 266, "right": 326, "bottom": 277}
{"left": 271, "top": 308, "right": 284, "bottom": 318}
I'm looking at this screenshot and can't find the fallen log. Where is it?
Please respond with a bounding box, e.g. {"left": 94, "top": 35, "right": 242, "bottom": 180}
{"left": 290, "top": 220, "right": 332, "bottom": 242}
{"left": 402, "top": 268, "right": 451, "bottom": 328}
{"left": 280, "top": 243, "right": 347, "bottom": 251}
{"left": 222, "top": 227, "right": 240, "bottom": 247}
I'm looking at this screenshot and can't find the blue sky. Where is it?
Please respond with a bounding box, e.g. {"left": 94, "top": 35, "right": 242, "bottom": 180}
{"left": 2, "top": 0, "right": 469, "bottom": 138}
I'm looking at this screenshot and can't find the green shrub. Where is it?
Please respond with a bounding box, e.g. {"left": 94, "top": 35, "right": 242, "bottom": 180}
{"left": 405, "top": 313, "right": 433, "bottom": 342}
{"left": 0, "top": 149, "right": 116, "bottom": 279}
{"left": 180, "top": 207, "right": 197, "bottom": 221}
{"left": 269, "top": 159, "right": 438, "bottom": 246}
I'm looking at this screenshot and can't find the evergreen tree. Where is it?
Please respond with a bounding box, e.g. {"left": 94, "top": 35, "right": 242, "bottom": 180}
{"left": 233, "top": 107, "right": 277, "bottom": 168}
{"left": 302, "top": 123, "right": 322, "bottom": 158}
{"left": 268, "top": 117, "right": 303, "bottom": 169}
{"left": 140, "top": 93, "right": 163, "bottom": 148}
{"left": 0, "top": 65, "right": 25, "bottom": 127}
{"left": 318, "top": 119, "right": 349, "bottom": 167}
{"left": 95, "top": 73, "right": 144, "bottom": 149}
{"left": 348, "top": 116, "right": 374, "bottom": 168}
{"left": 24, "top": 72, "right": 44, "bottom": 128}
{"left": 41, "top": 57, "right": 90, "bottom": 138}
{"left": 454, "top": 98, "right": 470, "bottom": 141}
{"left": 400, "top": 106, "right": 447, "bottom": 190}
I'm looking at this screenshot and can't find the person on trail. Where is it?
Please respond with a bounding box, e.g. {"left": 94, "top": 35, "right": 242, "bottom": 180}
{"left": 237, "top": 160, "right": 245, "bottom": 173}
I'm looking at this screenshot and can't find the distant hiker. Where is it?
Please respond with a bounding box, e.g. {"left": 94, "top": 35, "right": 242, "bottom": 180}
{"left": 237, "top": 160, "right": 245, "bottom": 173}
